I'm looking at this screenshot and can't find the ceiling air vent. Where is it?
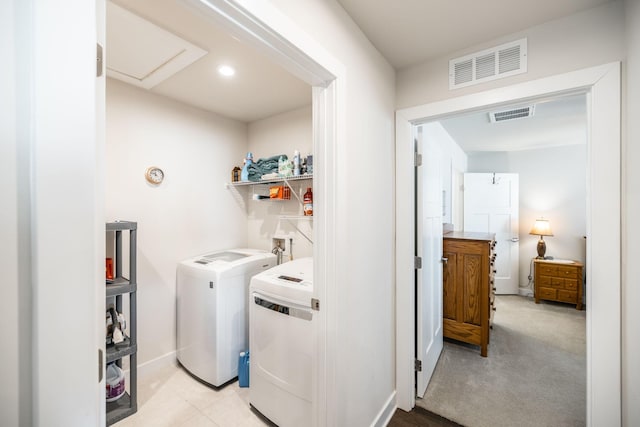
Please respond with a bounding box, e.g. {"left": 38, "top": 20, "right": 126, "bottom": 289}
{"left": 449, "top": 38, "right": 527, "bottom": 90}
{"left": 489, "top": 105, "right": 535, "bottom": 123}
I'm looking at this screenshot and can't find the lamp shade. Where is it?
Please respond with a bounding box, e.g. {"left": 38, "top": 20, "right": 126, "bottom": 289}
{"left": 529, "top": 218, "right": 553, "bottom": 236}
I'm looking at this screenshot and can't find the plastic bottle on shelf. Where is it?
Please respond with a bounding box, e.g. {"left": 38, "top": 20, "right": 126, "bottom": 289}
{"left": 303, "top": 187, "right": 313, "bottom": 216}
{"left": 293, "top": 150, "right": 300, "bottom": 176}
{"left": 241, "top": 152, "right": 253, "bottom": 181}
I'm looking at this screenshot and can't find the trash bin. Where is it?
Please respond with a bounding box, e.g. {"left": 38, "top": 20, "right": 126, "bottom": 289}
{"left": 238, "top": 351, "right": 250, "bottom": 387}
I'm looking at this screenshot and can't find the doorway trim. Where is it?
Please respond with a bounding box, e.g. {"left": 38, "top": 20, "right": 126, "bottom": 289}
{"left": 180, "top": 1, "right": 339, "bottom": 426}
{"left": 396, "top": 62, "right": 621, "bottom": 426}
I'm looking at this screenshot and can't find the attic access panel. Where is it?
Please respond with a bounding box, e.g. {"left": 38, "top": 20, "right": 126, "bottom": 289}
{"left": 106, "top": 1, "right": 207, "bottom": 89}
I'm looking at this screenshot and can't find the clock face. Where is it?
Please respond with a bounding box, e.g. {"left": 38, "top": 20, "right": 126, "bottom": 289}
{"left": 145, "top": 167, "right": 164, "bottom": 184}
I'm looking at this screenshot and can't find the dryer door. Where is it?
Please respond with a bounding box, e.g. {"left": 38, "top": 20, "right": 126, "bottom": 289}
{"left": 250, "top": 292, "right": 314, "bottom": 426}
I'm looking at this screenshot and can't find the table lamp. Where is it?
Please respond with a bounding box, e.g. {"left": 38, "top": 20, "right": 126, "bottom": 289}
{"left": 530, "top": 218, "right": 553, "bottom": 259}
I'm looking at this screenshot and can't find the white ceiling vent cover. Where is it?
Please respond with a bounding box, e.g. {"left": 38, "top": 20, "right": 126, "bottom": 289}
{"left": 489, "top": 105, "right": 535, "bottom": 123}
{"left": 106, "top": 1, "right": 207, "bottom": 90}
{"left": 449, "top": 38, "right": 527, "bottom": 90}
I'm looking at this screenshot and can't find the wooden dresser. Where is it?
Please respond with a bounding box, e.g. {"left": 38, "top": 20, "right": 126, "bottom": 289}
{"left": 534, "top": 259, "right": 584, "bottom": 310}
{"left": 443, "top": 232, "right": 496, "bottom": 357}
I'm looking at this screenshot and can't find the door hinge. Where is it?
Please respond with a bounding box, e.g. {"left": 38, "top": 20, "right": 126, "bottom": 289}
{"left": 415, "top": 359, "right": 422, "bottom": 372}
{"left": 311, "top": 298, "right": 320, "bottom": 311}
{"left": 98, "top": 349, "right": 104, "bottom": 382}
{"left": 415, "top": 256, "right": 422, "bottom": 269}
{"left": 97, "top": 43, "right": 103, "bottom": 77}
{"left": 414, "top": 153, "right": 423, "bottom": 167}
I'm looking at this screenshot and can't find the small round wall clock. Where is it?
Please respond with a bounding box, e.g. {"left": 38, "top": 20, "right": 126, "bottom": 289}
{"left": 145, "top": 166, "right": 164, "bottom": 185}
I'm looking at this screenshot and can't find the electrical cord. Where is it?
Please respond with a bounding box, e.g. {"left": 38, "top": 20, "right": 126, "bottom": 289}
{"left": 527, "top": 257, "right": 535, "bottom": 290}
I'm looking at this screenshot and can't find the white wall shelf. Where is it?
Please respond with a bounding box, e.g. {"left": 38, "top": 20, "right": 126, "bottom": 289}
{"left": 226, "top": 175, "right": 313, "bottom": 244}
{"left": 226, "top": 174, "right": 312, "bottom": 187}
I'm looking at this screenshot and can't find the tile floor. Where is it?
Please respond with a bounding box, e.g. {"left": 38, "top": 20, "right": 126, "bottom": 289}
{"left": 115, "top": 364, "right": 272, "bottom": 427}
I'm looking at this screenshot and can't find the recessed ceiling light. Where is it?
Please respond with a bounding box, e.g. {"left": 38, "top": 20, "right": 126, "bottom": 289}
{"left": 217, "top": 65, "right": 235, "bottom": 77}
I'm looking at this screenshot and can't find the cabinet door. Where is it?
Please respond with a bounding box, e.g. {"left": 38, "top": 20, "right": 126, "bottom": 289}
{"left": 460, "top": 252, "right": 484, "bottom": 326}
{"left": 443, "top": 250, "right": 457, "bottom": 321}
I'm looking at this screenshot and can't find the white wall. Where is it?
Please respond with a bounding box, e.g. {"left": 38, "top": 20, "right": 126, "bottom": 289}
{"left": 397, "top": 1, "right": 625, "bottom": 109}
{"left": 238, "top": 1, "right": 396, "bottom": 425}
{"left": 248, "top": 104, "right": 312, "bottom": 157}
{"left": 106, "top": 79, "right": 249, "bottom": 366}
{"left": 623, "top": 0, "right": 640, "bottom": 424}
{"left": 468, "top": 145, "right": 587, "bottom": 289}
{"left": 247, "top": 105, "right": 313, "bottom": 259}
{"left": 420, "top": 122, "right": 468, "bottom": 226}
{"left": 1, "top": 1, "right": 21, "bottom": 424}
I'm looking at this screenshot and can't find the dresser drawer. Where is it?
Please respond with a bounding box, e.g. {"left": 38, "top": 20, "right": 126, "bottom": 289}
{"left": 539, "top": 276, "right": 552, "bottom": 286}
{"left": 557, "top": 266, "right": 579, "bottom": 278}
{"left": 557, "top": 289, "right": 577, "bottom": 303}
{"left": 550, "top": 277, "right": 564, "bottom": 288}
{"left": 538, "top": 287, "right": 557, "bottom": 300}
{"left": 564, "top": 279, "right": 578, "bottom": 291}
{"left": 538, "top": 265, "right": 558, "bottom": 276}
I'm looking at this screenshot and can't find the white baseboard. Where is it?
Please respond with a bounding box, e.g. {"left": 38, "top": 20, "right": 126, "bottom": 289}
{"left": 135, "top": 350, "right": 178, "bottom": 382}
{"left": 518, "top": 287, "right": 533, "bottom": 297}
{"left": 371, "top": 390, "right": 397, "bottom": 427}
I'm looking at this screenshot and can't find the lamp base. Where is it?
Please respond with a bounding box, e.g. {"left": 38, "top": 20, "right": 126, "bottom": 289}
{"left": 536, "top": 238, "right": 547, "bottom": 259}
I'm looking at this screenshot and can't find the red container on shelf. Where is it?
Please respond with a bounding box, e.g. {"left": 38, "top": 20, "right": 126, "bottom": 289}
{"left": 269, "top": 185, "right": 291, "bottom": 200}
{"left": 303, "top": 188, "right": 313, "bottom": 216}
{"left": 106, "top": 258, "right": 114, "bottom": 280}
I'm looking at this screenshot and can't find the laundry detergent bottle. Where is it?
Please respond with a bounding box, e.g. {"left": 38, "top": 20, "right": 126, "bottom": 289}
{"left": 241, "top": 152, "right": 253, "bottom": 181}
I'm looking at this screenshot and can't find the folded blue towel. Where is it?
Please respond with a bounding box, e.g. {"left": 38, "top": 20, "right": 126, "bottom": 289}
{"left": 247, "top": 154, "right": 287, "bottom": 181}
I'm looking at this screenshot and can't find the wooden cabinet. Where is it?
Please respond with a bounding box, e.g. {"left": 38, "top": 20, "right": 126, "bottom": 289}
{"left": 534, "top": 259, "right": 583, "bottom": 310}
{"left": 443, "top": 232, "right": 496, "bottom": 357}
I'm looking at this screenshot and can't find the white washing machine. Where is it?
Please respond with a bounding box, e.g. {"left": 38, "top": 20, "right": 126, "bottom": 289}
{"left": 176, "top": 248, "right": 276, "bottom": 387}
{"left": 249, "top": 257, "right": 314, "bottom": 427}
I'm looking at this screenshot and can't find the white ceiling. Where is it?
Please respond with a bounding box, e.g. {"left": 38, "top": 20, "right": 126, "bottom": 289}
{"left": 107, "top": 0, "right": 311, "bottom": 123}
{"left": 107, "top": 0, "right": 604, "bottom": 138}
{"left": 437, "top": 93, "right": 587, "bottom": 152}
{"left": 336, "top": 0, "right": 614, "bottom": 69}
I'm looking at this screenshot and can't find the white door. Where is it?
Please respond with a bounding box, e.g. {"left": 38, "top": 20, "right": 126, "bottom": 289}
{"left": 464, "top": 173, "right": 519, "bottom": 294}
{"left": 97, "top": 1, "right": 107, "bottom": 425}
{"left": 416, "top": 129, "right": 444, "bottom": 398}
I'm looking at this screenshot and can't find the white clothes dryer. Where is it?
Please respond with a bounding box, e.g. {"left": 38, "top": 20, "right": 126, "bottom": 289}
{"left": 177, "top": 249, "right": 276, "bottom": 387}
{"left": 249, "top": 257, "right": 314, "bottom": 427}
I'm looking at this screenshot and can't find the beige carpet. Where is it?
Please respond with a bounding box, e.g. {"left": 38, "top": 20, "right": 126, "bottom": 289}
{"left": 417, "top": 295, "right": 586, "bottom": 427}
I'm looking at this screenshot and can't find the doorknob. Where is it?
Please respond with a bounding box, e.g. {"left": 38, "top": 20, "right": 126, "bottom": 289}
{"left": 510, "top": 237, "right": 520, "bottom": 242}
{"left": 441, "top": 257, "right": 448, "bottom": 265}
